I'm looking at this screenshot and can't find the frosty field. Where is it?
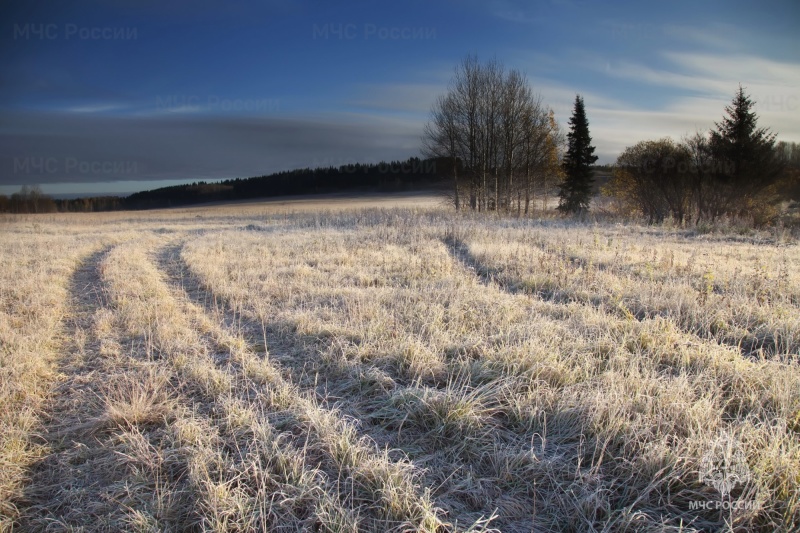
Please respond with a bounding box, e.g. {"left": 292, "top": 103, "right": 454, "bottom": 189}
{"left": 1, "top": 201, "right": 799, "bottom": 532}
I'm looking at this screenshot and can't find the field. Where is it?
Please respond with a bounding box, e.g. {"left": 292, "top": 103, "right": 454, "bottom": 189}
{"left": 1, "top": 197, "right": 799, "bottom": 532}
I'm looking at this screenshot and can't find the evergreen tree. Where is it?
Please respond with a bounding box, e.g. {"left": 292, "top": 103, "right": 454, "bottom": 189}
{"left": 708, "top": 85, "right": 783, "bottom": 216}
{"left": 558, "top": 95, "right": 598, "bottom": 214}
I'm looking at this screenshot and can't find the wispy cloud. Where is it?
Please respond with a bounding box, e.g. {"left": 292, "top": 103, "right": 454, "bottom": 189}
{"left": 665, "top": 52, "right": 800, "bottom": 90}
{"left": 601, "top": 51, "right": 799, "bottom": 134}
{"left": 541, "top": 18, "right": 800, "bottom": 159}
{"left": 602, "top": 50, "right": 800, "bottom": 98}
{"left": 662, "top": 23, "right": 747, "bottom": 51}
{"left": 65, "top": 103, "right": 131, "bottom": 114}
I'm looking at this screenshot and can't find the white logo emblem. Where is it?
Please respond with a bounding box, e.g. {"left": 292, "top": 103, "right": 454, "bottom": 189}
{"left": 699, "top": 434, "right": 750, "bottom": 497}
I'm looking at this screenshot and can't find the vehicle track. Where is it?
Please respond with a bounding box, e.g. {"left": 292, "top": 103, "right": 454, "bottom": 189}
{"left": 173, "top": 235, "right": 578, "bottom": 531}
{"left": 16, "top": 245, "right": 198, "bottom": 530}
{"left": 448, "top": 235, "right": 800, "bottom": 359}
{"left": 149, "top": 239, "right": 447, "bottom": 531}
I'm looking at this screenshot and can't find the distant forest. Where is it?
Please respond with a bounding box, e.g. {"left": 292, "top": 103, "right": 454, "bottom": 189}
{"left": 0, "top": 157, "right": 449, "bottom": 213}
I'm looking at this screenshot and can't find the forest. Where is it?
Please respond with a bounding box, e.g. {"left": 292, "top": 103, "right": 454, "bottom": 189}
{"left": 0, "top": 157, "right": 447, "bottom": 213}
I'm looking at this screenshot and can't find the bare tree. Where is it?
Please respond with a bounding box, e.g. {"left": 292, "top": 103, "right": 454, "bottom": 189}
{"left": 424, "top": 56, "right": 560, "bottom": 213}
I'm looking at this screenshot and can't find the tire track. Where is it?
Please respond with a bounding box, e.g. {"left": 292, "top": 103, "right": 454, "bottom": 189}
{"left": 16, "top": 245, "right": 114, "bottom": 527}
{"left": 447, "top": 235, "right": 800, "bottom": 360}
{"left": 159, "top": 229, "right": 768, "bottom": 531}
{"left": 181, "top": 230, "right": 719, "bottom": 531}
{"left": 16, "top": 245, "right": 197, "bottom": 531}
{"left": 150, "top": 240, "right": 448, "bottom": 531}
{"left": 99, "top": 238, "right": 337, "bottom": 531}
{"left": 172, "top": 235, "right": 557, "bottom": 531}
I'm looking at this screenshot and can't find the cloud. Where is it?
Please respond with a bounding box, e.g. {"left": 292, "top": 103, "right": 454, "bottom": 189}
{"left": 0, "top": 110, "right": 425, "bottom": 187}
{"left": 540, "top": 31, "right": 799, "bottom": 161}
{"left": 662, "top": 23, "right": 746, "bottom": 51}
{"left": 487, "top": 0, "right": 588, "bottom": 23}
{"left": 581, "top": 92, "right": 800, "bottom": 164}
{"left": 665, "top": 52, "right": 800, "bottom": 90}
{"left": 604, "top": 51, "right": 800, "bottom": 98}
{"left": 65, "top": 103, "right": 132, "bottom": 114}
{"left": 530, "top": 66, "right": 799, "bottom": 164}
{"left": 349, "top": 81, "right": 448, "bottom": 115}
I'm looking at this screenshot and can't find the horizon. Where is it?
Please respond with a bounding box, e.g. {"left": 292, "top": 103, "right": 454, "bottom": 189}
{"left": 2, "top": 0, "right": 798, "bottom": 197}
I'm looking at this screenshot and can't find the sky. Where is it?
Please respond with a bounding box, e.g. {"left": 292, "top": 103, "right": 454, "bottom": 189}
{"left": 1, "top": 0, "right": 798, "bottom": 197}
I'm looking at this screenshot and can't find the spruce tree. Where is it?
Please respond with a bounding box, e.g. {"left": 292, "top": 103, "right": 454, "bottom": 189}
{"left": 558, "top": 95, "right": 598, "bottom": 214}
{"left": 708, "top": 85, "right": 782, "bottom": 215}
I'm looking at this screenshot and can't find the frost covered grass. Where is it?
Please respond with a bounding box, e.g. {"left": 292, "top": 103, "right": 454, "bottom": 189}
{"left": 1, "top": 204, "right": 798, "bottom": 531}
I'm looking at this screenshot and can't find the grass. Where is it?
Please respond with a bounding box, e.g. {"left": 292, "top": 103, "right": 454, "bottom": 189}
{"left": 0, "top": 229, "right": 104, "bottom": 529}
{"left": 0, "top": 203, "right": 798, "bottom": 531}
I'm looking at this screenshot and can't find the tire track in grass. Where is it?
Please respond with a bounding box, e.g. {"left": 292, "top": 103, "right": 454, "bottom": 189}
{"left": 16, "top": 245, "right": 198, "bottom": 531}
{"left": 451, "top": 233, "right": 800, "bottom": 360}
{"left": 183, "top": 226, "right": 795, "bottom": 530}
{"left": 156, "top": 240, "right": 451, "bottom": 531}
{"left": 175, "top": 233, "right": 605, "bottom": 531}
{"left": 100, "top": 238, "right": 341, "bottom": 531}
{"left": 0, "top": 235, "right": 104, "bottom": 528}
{"left": 444, "top": 233, "right": 800, "bottom": 531}
{"left": 560, "top": 242, "right": 800, "bottom": 359}
{"left": 445, "top": 233, "right": 743, "bottom": 360}
{"left": 184, "top": 228, "right": 783, "bottom": 530}
{"left": 161, "top": 242, "right": 502, "bottom": 527}
{"left": 157, "top": 242, "right": 404, "bottom": 425}
{"left": 150, "top": 240, "right": 448, "bottom": 532}
{"left": 192, "top": 229, "right": 667, "bottom": 531}
{"left": 443, "top": 234, "right": 715, "bottom": 529}
{"left": 180, "top": 230, "right": 593, "bottom": 530}
{"left": 442, "top": 235, "right": 501, "bottom": 289}
{"left": 16, "top": 245, "right": 116, "bottom": 526}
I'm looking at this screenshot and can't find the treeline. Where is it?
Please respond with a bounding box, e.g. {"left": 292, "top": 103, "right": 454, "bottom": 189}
{"left": 426, "top": 57, "right": 799, "bottom": 224}
{"left": 0, "top": 157, "right": 447, "bottom": 213}
{"left": 5, "top": 69, "right": 796, "bottom": 225}
{"left": 606, "top": 88, "right": 799, "bottom": 224}
{"left": 125, "top": 157, "right": 443, "bottom": 209}
{"left": 0, "top": 185, "right": 122, "bottom": 213}
{"left": 0, "top": 185, "right": 58, "bottom": 213}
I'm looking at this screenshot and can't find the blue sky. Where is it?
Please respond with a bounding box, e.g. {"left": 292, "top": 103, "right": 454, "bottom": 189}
{"left": 1, "top": 0, "right": 798, "bottom": 196}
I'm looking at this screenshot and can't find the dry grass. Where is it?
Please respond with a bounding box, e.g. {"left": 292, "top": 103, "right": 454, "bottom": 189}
{"left": 0, "top": 228, "right": 103, "bottom": 529}
{"left": 1, "top": 204, "right": 798, "bottom": 531}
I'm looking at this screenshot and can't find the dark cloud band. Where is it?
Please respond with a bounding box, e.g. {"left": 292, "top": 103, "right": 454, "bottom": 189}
{"left": 0, "top": 110, "right": 423, "bottom": 187}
